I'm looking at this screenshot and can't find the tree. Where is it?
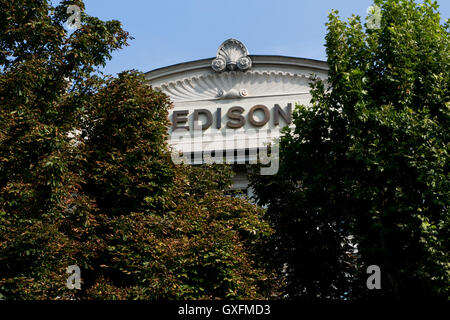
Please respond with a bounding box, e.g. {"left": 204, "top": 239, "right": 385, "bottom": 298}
{"left": 250, "top": 0, "right": 449, "bottom": 301}
{"left": 0, "top": 1, "right": 274, "bottom": 299}
{"left": 0, "top": 0, "right": 130, "bottom": 299}
{"left": 80, "top": 72, "right": 274, "bottom": 299}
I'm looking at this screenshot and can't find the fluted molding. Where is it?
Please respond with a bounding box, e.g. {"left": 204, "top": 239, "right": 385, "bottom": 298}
{"left": 154, "top": 70, "right": 322, "bottom": 102}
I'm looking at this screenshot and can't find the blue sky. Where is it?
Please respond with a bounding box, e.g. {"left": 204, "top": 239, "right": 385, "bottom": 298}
{"left": 65, "top": 0, "right": 449, "bottom": 76}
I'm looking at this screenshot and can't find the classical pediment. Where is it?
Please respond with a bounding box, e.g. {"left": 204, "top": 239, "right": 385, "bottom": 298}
{"left": 154, "top": 70, "right": 319, "bottom": 102}
{"left": 146, "top": 39, "right": 328, "bottom": 103}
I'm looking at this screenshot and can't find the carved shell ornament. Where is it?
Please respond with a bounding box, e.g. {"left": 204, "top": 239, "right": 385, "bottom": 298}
{"left": 211, "top": 38, "right": 253, "bottom": 72}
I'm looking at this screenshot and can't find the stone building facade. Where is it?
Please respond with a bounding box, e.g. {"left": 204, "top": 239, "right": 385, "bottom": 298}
{"left": 145, "top": 39, "right": 328, "bottom": 197}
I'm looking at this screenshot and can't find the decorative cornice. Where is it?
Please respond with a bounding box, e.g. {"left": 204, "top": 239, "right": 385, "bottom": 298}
{"left": 211, "top": 39, "right": 252, "bottom": 72}
{"left": 154, "top": 70, "right": 320, "bottom": 102}
{"left": 145, "top": 55, "right": 328, "bottom": 81}
{"left": 145, "top": 42, "right": 329, "bottom": 103}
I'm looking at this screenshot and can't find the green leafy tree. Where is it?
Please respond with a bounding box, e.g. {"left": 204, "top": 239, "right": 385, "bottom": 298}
{"left": 0, "top": 1, "right": 273, "bottom": 299}
{"left": 80, "top": 72, "right": 273, "bottom": 299}
{"left": 251, "top": 0, "right": 449, "bottom": 301}
{"left": 0, "top": 0, "right": 130, "bottom": 299}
